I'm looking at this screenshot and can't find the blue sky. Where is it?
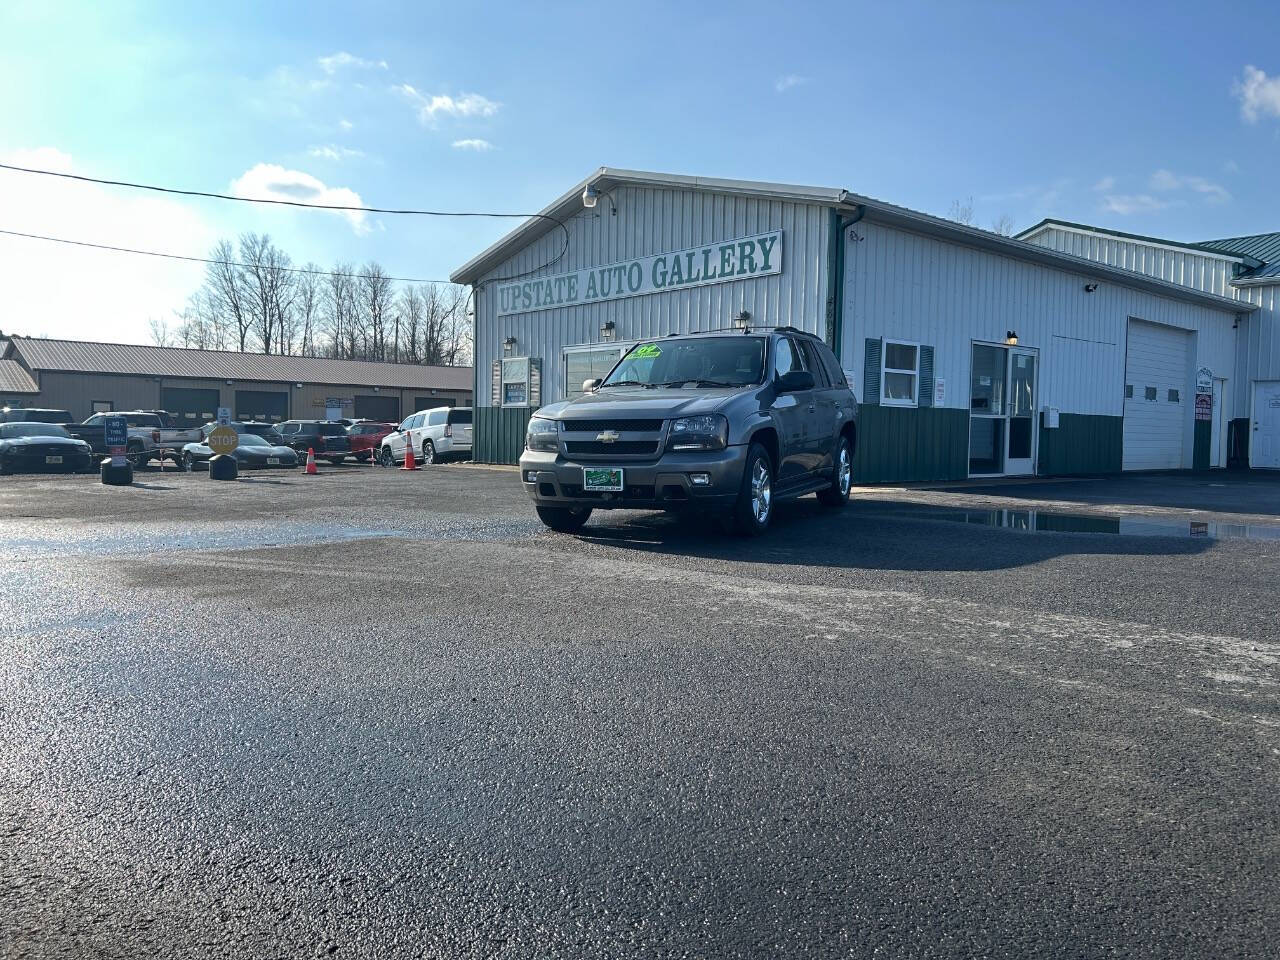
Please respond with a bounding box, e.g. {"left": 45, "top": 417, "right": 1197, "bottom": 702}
{"left": 4, "top": 0, "right": 1280, "bottom": 343}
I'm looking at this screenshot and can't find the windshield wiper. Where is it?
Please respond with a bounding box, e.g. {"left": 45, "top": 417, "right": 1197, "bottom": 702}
{"left": 600, "top": 380, "right": 653, "bottom": 388}
{"left": 655, "top": 379, "right": 738, "bottom": 388}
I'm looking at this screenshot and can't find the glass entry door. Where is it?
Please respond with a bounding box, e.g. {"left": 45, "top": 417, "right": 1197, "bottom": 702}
{"left": 969, "top": 344, "right": 1038, "bottom": 476}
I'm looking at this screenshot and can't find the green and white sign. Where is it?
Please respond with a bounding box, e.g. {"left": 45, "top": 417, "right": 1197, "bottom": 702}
{"left": 495, "top": 230, "right": 783, "bottom": 317}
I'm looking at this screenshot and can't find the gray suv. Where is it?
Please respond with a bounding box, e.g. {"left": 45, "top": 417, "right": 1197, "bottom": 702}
{"left": 519, "top": 327, "right": 858, "bottom": 535}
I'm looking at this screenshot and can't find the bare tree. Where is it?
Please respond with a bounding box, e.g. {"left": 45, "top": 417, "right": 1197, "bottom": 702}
{"left": 175, "top": 289, "right": 230, "bottom": 350}
{"left": 147, "top": 316, "right": 173, "bottom": 347}
{"left": 399, "top": 285, "right": 424, "bottom": 363}
{"left": 948, "top": 196, "right": 976, "bottom": 227}
{"left": 990, "top": 214, "right": 1016, "bottom": 237}
{"left": 357, "top": 262, "right": 395, "bottom": 361}
{"left": 295, "top": 265, "right": 323, "bottom": 357}
{"left": 323, "top": 263, "right": 358, "bottom": 359}
{"left": 237, "top": 233, "right": 297, "bottom": 354}
{"left": 206, "top": 239, "right": 253, "bottom": 351}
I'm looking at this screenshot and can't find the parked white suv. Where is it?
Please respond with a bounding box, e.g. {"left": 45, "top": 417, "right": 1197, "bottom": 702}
{"left": 379, "top": 407, "right": 472, "bottom": 465}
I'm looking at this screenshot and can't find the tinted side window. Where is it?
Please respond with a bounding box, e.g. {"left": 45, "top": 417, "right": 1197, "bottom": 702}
{"left": 447, "top": 409, "right": 472, "bottom": 425}
{"left": 797, "top": 340, "right": 828, "bottom": 387}
{"left": 812, "top": 340, "right": 846, "bottom": 387}
{"left": 428, "top": 410, "right": 447, "bottom": 426}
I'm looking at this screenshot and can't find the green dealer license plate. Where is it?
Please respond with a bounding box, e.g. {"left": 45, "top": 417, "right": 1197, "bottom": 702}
{"left": 583, "top": 467, "right": 623, "bottom": 492}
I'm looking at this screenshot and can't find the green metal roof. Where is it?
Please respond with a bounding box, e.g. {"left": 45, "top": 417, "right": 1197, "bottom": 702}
{"left": 1198, "top": 232, "right": 1280, "bottom": 280}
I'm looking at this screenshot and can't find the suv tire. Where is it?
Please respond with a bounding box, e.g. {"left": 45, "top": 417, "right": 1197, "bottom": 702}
{"left": 423, "top": 440, "right": 436, "bottom": 464}
{"left": 817, "top": 435, "right": 853, "bottom": 508}
{"left": 536, "top": 505, "right": 592, "bottom": 533}
{"left": 730, "top": 443, "right": 774, "bottom": 536}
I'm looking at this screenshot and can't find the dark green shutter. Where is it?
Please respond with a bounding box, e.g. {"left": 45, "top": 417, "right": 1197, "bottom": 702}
{"left": 491, "top": 361, "right": 502, "bottom": 406}
{"left": 863, "top": 338, "right": 881, "bottom": 405}
{"left": 919, "top": 345, "right": 935, "bottom": 407}
{"left": 529, "top": 358, "right": 542, "bottom": 407}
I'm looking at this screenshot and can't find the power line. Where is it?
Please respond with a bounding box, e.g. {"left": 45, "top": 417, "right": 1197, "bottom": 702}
{"left": 0, "top": 227, "right": 451, "bottom": 284}
{"left": 0, "top": 160, "right": 572, "bottom": 282}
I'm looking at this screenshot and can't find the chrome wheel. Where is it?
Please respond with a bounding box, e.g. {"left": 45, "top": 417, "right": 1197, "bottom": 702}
{"left": 838, "top": 443, "right": 852, "bottom": 495}
{"left": 750, "top": 458, "right": 772, "bottom": 524}
{"left": 423, "top": 441, "right": 435, "bottom": 464}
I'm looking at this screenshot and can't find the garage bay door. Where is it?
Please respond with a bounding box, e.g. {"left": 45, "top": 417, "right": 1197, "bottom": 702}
{"left": 354, "top": 394, "right": 400, "bottom": 423}
{"left": 161, "top": 387, "right": 221, "bottom": 428}
{"left": 1123, "top": 320, "right": 1190, "bottom": 471}
{"left": 235, "top": 390, "right": 288, "bottom": 422}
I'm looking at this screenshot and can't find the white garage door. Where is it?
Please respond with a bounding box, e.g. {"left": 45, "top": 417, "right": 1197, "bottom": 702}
{"left": 1123, "top": 319, "right": 1190, "bottom": 471}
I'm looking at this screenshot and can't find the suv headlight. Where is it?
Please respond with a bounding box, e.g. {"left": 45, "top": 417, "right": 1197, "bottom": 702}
{"left": 668, "top": 414, "right": 728, "bottom": 451}
{"left": 525, "top": 416, "right": 559, "bottom": 452}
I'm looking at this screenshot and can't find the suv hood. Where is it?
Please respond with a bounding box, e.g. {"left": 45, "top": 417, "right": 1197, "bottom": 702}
{"left": 538, "top": 387, "right": 739, "bottom": 422}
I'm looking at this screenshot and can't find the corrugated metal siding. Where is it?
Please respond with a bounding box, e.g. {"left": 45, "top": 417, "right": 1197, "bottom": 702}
{"left": 843, "top": 221, "right": 1241, "bottom": 427}
{"left": 1024, "top": 225, "right": 1280, "bottom": 408}
{"left": 473, "top": 184, "right": 831, "bottom": 406}
{"left": 474, "top": 407, "right": 533, "bottom": 463}
{"left": 10, "top": 338, "right": 471, "bottom": 391}
{"left": 0, "top": 359, "right": 38, "bottom": 394}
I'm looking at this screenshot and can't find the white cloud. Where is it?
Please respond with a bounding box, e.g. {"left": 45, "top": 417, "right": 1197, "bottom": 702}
{"left": 0, "top": 146, "right": 215, "bottom": 343}
{"left": 1149, "top": 168, "right": 1231, "bottom": 203}
{"left": 307, "top": 144, "right": 366, "bottom": 161}
{"left": 318, "top": 51, "right": 388, "bottom": 75}
{"left": 338, "top": 119, "right": 354, "bottom": 131}
{"left": 451, "top": 138, "right": 493, "bottom": 151}
{"left": 775, "top": 74, "right": 809, "bottom": 93}
{"left": 396, "top": 84, "right": 500, "bottom": 124}
{"left": 1092, "top": 175, "right": 1116, "bottom": 192}
{"left": 1234, "top": 65, "right": 1280, "bottom": 123}
{"left": 229, "top": 163, "right": 370, "bottom": 234}
{"left": 1101, "top": 194, "right": 1171, "bottom": 215}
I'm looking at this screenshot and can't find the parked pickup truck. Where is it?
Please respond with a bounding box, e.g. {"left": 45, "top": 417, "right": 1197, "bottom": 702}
{"left": 0, "top": 408, "right": 107, "bottom": 454}
{"left": 82, "top": 410, "right": 202, "bottom": 465}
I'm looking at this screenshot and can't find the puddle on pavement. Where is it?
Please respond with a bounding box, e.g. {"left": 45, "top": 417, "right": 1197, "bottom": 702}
{"left": 861, "top": 505, "right": 1280, "bottom": 542}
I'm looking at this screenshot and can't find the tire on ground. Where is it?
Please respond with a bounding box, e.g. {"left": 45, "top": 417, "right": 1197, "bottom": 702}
{"left": 729, "top": 442, "right": 774, "bottom": 536}
{"left": 535, "top": 505, "right": 592, "bottom": 533}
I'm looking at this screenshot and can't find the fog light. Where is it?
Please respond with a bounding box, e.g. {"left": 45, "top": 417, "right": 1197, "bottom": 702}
{"left": 690, "top": 472, "right": 711, "bottom": 486}
{"left": 523, "top": 470, "right": 537, "bottom": 483}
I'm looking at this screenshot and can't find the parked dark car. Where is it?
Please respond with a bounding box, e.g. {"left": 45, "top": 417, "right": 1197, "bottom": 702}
{"left": 180, "top": 431, "right": 299, "bottom": 470}
{"left": 0, "top": 422, "right": 94, "bottom": 475}
{"left": 519, "top": 327, "right": 858, "bottom": 535}
{"left": 201, "top": 420, "right": 286, "bottom": 445}
{"left": 0, "top": 407, "right": 107, "bottom": 453}
{"left": 276, "top": 420, "right": 352, "bottom": 464}
{"left": 346, "top": 421, "right": 395, "bottom": 462}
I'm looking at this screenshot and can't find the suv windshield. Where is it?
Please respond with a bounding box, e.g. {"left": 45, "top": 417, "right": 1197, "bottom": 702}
{"left": 318, "top": 423, "right": 347, "bottom": 436}
{"left": 602, "top": 337, "right": 765, "bottom": 388}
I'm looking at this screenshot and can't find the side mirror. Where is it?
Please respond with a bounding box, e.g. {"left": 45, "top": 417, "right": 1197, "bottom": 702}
{"left": 776, "top": 370, "right": 815, "bottom": 393}
{"left": 583, "top": 378, "right": 602, "bottom": 393}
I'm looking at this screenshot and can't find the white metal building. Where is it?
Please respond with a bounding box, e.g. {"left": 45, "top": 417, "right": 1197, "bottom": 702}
{"left": 1019, "top": 220, "right": 1280, "bottom": 470}
{"left": 453, "top": 169, "right": 1255, "bottom": 480}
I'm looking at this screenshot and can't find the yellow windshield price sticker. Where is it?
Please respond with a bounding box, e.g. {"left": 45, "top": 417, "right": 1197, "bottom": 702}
{"left": 633, "top": 343, "right": 661, "bottom": 358}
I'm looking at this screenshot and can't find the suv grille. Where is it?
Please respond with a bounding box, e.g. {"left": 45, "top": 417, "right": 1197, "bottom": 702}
{"left": 564, "top": 440, "right": 661, "bottom": 456}
{"left": 561, "top": 419, "right": 664, "bottom": 433}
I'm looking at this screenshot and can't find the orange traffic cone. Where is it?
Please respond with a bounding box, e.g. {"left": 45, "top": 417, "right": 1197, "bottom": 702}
{"left": 401, "top": 441, "right": 418, "bottom": 471}
{"left": 305, "top": 447, "right": 318, "bottom": 475}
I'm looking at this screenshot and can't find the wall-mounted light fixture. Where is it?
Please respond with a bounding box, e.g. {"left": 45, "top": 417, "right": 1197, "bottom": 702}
{"left": 373, "top": 386, "right": 380, "bottom": 393}
{"left": 1084, "top": 283, "right": 1099, "bottom": 293}
{"left": 225, "top": 379, "right": 234, "bottom": 385}
{"left": 581, "top": 184, "right": 617, "bottom": 215}
{"left": 295, "top": 383, "right": 304, "bottom": 389}
{"left": 1005, "top": 330, "right": 1019, "bottom": 346}
{"left": 733, "top": 311, "right": 752, "bottom": 331}
{"left": 503, "top": 336, "right": 518, "bottom": 357}
{"left": 600, "top": 320, "right": 616, "bottom": 342}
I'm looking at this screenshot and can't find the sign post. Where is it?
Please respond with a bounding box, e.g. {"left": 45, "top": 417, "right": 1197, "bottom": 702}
{"left": 104, "top": 415, "right": 128, "bottom": 467}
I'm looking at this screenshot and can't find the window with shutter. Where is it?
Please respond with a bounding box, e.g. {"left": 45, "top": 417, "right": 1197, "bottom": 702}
{"left": 863, "top": 338, "right": 881, "bottom": 405}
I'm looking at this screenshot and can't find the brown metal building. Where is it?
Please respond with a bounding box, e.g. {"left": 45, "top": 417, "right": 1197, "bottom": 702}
{"left": 0, "top": 336, "right": 472, "bottom": 425}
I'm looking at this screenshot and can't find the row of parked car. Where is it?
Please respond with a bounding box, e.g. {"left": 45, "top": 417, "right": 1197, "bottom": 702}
{"left": 0, "top": 405, "right": 473, "bottom": 474}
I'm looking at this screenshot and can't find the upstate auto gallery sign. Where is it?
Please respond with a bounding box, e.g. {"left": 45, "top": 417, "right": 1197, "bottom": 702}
{"left": 494, "top": 230, "right": 783, "bottom": 317}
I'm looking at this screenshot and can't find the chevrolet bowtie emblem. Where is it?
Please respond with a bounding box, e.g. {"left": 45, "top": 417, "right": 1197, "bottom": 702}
{"left": 596, "top": 430, "right": 620, "bottom": 443}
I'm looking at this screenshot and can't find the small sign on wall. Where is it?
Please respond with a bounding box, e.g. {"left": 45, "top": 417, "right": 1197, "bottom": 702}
{"left": 1196, "top": 367, "right": 1213, "bottom": 394}
{"left": 1195, "top": 394, "right": 1212, "bottom": 421}
{"left": 933, "top": 378, "right": 945, "bottom": 406}
{"left": 1043, "top": 405, "right": 1060, "bottom": 428}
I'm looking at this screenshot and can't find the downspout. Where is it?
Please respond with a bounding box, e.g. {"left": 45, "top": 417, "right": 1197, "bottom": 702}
{"left": 828, "top": 204, "right": 866, "bottom": 358}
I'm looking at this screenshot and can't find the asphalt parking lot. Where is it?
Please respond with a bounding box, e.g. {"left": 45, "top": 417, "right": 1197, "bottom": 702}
{"left": 1, "top": 466, "right": 1278, "bottom": 958}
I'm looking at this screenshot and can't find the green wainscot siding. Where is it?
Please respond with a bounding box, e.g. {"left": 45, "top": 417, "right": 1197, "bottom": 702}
{"left": 1193, "top": 420, "right": 1212, "bottom": 471}
{"left": 474, "top": 407, "right": 533, "bottom": 464}
{"left": 1037, "top": 413, "right": 1123, "bottom": 476}
{"left": 853, "top": 405, "right": 969, "bottom": 484}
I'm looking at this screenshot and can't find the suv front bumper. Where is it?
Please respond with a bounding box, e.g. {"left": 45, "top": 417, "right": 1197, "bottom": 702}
{"left": 519, "top": 445, "right": 749, "bottom": 510}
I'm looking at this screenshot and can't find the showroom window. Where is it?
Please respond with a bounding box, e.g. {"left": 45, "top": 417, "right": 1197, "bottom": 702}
{"left": 564, "top": 344, "right": 629, "bottom": 400}
{"left": 881, "top": 339, "right": 920, "bottom": 406}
